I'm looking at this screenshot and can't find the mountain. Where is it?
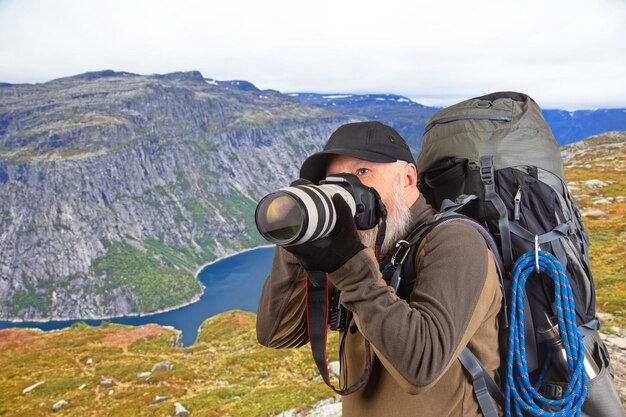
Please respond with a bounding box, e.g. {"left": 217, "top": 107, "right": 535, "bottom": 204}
{"left": 292, "top": 93, "right": 626, "bottom": 150}
{"left": 2, "top": 71, "right": 625, "bottom": 322}
{"left": 289, "top": 93, "right": 437, "bottom": 152}
{"left": 543, "top": 109, "right": 626, "bottom": 145}
{"left": 0, "top": 70, "right": 355, "bottom": 321}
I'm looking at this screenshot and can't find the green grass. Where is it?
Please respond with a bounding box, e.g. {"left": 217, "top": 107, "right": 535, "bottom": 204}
{"left": 142, "top": 239, "right": 198, "bottom": 271}
{"left": 182, "top": 198, "right": 206, "bottom": 225}
{"left": 7, "top": 280, "right": 51, "bottom": 316}
{"left": 91, "top": 242, "right": 203, "bottom": 314}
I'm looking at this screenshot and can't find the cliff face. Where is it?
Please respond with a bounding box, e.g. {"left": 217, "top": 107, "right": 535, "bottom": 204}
{"left": 0, "top": 71, "right": 355, "bottom": 320}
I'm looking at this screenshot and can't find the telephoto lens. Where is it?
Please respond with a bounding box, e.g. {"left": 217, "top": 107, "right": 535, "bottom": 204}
{"left": 255, "top": 174, "right": 381, "bottom": 246}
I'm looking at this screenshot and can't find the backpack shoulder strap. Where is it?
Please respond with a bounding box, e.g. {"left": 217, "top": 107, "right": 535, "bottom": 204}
{"left": 392, "top": 198, "right": 506, "bottom": 305}
{"left": 390, "top": 203, "right": 508, "bottom": 417}
{"left": 458, "top": 348, "right": 504, "bottom": 416}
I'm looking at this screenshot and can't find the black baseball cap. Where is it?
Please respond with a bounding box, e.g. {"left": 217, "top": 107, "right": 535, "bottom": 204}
{"left": 299, "top": 121, "right": 415, "bottom": 183}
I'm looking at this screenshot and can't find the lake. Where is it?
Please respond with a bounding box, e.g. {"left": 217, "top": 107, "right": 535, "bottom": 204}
{"left": 0, "top": 246, "right": 276, "bottom": 346}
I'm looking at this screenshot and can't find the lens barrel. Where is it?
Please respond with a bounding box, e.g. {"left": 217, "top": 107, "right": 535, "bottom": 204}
{"left": 255, "top": 184, "right": 355, "bottom": 245}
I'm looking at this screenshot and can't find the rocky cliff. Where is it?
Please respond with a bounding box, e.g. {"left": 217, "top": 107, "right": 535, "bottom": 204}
{"left": 0, "top": 70, "right": 355, "bottom": 320}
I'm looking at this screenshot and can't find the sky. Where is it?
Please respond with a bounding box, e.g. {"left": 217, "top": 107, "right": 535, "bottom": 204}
{"left": 0, "top": 0, "right": 625, "bottom": 109}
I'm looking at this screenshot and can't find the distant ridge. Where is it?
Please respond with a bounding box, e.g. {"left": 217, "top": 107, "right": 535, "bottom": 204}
{"left": 292, "top": 92, "right": 626, "bottom": 150}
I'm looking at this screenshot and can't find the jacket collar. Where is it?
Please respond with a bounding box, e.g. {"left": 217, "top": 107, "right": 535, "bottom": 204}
{"left": 378, "top": 194, "right": 437, "bottom": 266}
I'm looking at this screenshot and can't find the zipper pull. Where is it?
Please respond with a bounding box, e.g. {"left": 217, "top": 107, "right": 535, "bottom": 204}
{"left": 513, "top": 187, "right": 522, "bottom": 221}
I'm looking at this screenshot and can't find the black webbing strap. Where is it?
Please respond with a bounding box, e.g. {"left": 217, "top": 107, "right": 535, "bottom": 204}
{"left": 508, "top": 222, "right": 573, "bottom": 245}
{"left": 578, "top": 318, "right": 601, "bottom": 337}
{"left": 306, "top": 270, "right": 371, "bottom": 396}
{"left": 480, "top": 155, "right": 514, "bottom": 270}
{"left": 458, "top": 348, "right": 504, "bottom": 417}
{"left": 509, "top": 221, "right": 573, "bottom": 273}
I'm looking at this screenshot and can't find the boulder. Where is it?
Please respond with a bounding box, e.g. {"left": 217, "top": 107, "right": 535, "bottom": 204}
{"left": 606, "top": 336, "right": 626, "bottom": 350}
{"left": 592, "top": 197, "right": 614, "bottom": 205}
{"left": 152, "top": 361, "right": 174, "bottom": 372}
{"left": 22, "top": 381, "right": 45, "bottom": 394}
{"left": 174, "top": 402, "right": 190, "bottom": 416}
{"left": 152, "top": 395, "right": 168, "bottom": 404}
{"left": 328, "top": 361, "right": 340, "bottom": 378}
{"left": 581, "top": 209, "right": 608, "bottom": 218}
{"left": 52, "top": 400, "right": 68, "bottom": 412}
{"left": 582, "top": 180, "right": 609, "bottom": 188}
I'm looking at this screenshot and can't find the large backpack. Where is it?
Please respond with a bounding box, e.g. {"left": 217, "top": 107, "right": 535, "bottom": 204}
{"left": 402, "top": 92, "right": 622, "bottom": 416}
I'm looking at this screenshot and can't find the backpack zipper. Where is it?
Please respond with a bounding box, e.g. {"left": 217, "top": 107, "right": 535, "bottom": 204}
{"left": 513, "top": 187, "right": 522, "bottom": 221}
{"left": 424, "top": 114, "right": 512, "bottom": 134}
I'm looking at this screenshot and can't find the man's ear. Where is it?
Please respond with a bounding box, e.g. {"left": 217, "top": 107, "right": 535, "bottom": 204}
{"left": 403, "top": 163, "right": 418, "bottom": 189}
{"left": 402, "top": 163, "right": 420, "bottom": 206}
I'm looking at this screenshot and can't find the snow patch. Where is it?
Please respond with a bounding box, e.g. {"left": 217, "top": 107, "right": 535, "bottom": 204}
{"left": 322, "top": 95, "right": 352, "bottom": 99}
{"left": 204, "top": 79, "right": 218, "bottom": 85}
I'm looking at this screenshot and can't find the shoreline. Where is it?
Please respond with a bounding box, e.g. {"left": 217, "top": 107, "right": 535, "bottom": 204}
{"left": 193, "top": 244, "right": 275, "bottom": 277}
{"left": 0, "top": 292, "right": 205, "bottom": 324}
{"left": 1, "top": 245, "right": 275, "bottom": 325}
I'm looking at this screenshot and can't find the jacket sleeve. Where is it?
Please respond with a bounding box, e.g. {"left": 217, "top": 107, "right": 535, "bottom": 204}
{"left": 328, "top": 220, "right": 502, "bottom": 394}
{"left": 256, "top": 246, "right": 310, "bottom": 348}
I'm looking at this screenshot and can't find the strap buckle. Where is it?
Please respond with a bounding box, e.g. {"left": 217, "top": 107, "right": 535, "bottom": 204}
{"left": 391, "top": 240, "right": 410, "bottom": 266}
{"left": 479, "top": 156, "right": 494, "bottom": 185}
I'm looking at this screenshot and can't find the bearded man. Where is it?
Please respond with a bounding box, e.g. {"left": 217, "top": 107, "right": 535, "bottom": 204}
{"left": 256, "top": 121, "right": 502, "bottom": 417}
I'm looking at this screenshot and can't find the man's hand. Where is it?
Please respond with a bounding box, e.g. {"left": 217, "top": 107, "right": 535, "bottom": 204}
{"left": 284, "top": 194, "right": 365, "bottom": 273}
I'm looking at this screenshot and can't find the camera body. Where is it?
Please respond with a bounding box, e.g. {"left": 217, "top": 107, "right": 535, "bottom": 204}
{"left": 320, "top": 174, "right": 381, "bottom": 231}
{"left": 255, "top": 173, "right": 383, "bottom": 246}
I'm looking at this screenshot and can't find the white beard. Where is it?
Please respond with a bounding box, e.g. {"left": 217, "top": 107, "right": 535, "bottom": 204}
{"left": 358, "top": 180, "right": 413, "bottom": 259}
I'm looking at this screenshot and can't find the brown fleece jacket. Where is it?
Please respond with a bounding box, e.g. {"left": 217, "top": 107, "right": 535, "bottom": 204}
{"left": 256, "top": 196, "right": 502, "bottom": 417}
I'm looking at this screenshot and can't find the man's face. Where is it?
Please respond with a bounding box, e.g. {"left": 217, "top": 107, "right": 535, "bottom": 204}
{"left": 326, "top": 155, "right": 414, "bottom": 257}
{"left": 325, "top": 155, "right": 409, "bottom": 210}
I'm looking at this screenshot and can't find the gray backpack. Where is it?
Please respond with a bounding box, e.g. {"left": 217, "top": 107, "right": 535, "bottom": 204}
{"left": 414, "top": 92, "right": 623, "bottom": 416}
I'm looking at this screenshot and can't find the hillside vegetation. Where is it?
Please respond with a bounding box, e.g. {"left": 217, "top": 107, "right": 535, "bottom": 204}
{"left": 561, "top": 131, "right": 626, "bottom": 328}
{"left": 0, "top": 311, "right": 339, "bottom": 417}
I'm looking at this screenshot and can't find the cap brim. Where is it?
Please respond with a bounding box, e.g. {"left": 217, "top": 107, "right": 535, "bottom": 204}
{"left": 299, "top": 148, "right": 397, "bottom": 183}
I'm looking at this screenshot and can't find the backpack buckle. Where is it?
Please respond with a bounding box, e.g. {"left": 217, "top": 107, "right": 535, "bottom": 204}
{"left": 479, "top": 155, "right": 494, "bottom": 185}
{"left": 480, "top": 165, "right": 493, "bottom": 184}
{"left": 391, "top": 240, "right": 410, "bottom": 266}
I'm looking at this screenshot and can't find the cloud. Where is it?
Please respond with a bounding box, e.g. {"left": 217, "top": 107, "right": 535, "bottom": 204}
{"left": 0, "top": 0, "right": 625, "bottom": 109}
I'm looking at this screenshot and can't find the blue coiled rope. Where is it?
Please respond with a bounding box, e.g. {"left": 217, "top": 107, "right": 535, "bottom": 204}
{"left": 504, "top": 250, "right": 588, "bottom": 417}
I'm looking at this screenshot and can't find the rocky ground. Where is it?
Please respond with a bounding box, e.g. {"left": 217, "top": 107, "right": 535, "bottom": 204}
{"left": 601, "top": 324, "right": 626, "bottom": 410}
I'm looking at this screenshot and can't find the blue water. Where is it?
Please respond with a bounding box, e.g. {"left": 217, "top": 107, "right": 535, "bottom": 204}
{"left": 0, "top": 246, "right": 276, "bottom": 346}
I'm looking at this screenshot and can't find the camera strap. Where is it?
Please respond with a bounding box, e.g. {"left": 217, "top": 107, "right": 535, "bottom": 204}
{"left": 305, "top": 270, "right": 372, "bottom": 396}
{"left": 372, "top": 191, "right": 388, "bottom": 262}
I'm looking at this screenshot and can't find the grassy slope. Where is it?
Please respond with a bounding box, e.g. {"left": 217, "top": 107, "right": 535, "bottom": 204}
{"left": 0, "top": 311, "right": 339, "bottom": 417}
{"left": 562, "top": 133, "right": 626, "bottom": 327}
